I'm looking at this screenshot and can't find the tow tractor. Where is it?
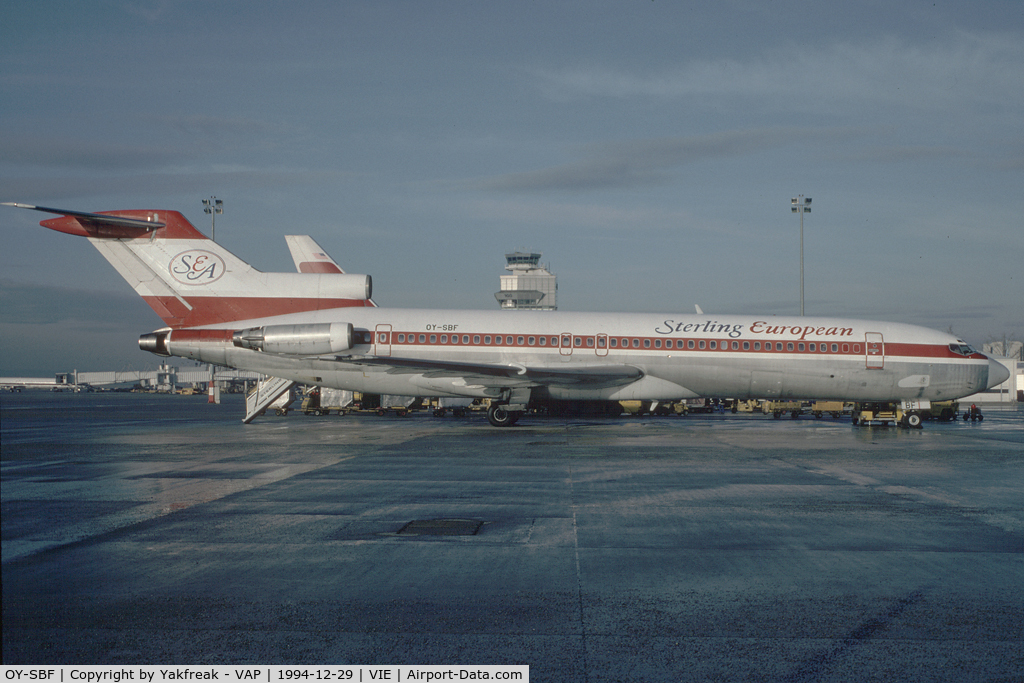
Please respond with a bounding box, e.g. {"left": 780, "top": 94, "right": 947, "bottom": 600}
{"left": 851, "top": 400, "right": 930, "bottom": 428}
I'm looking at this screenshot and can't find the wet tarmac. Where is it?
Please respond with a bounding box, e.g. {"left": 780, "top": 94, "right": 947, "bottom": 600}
{"left": 2, "top": 393, "right": 1022, "bottom": 681}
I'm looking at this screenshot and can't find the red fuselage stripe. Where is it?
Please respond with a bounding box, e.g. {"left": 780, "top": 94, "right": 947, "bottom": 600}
{"left": 169, "top": 325, "right": 976, "bottom": 362}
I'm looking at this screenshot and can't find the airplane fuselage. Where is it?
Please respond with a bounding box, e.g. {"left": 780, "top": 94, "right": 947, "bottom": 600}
{"left": 161, "top": 308, "right": 999, "bottom": 404}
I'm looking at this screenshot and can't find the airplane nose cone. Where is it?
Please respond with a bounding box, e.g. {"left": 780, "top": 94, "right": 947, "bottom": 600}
{"left": 986, "top": 358, "right": 1010, "bottom": 390}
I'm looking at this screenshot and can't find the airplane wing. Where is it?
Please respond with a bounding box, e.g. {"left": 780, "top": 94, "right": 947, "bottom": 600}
{"left": 339, "top": 355, "right": 643, "bottom": 388}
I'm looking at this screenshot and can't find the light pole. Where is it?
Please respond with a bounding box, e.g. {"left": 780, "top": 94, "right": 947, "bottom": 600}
{"left": 791, "top": 195, "right": 811, "bottom": 316}
{"left": 202, "top": 197, "right": 223, "bottom": 241}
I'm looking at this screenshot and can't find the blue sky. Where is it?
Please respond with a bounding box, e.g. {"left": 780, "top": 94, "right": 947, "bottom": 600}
{"left": 2, "top": 0, "right": 1022, "bottom": 376}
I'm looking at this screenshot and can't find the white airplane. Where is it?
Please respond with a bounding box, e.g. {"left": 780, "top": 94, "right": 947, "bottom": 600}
{"left": 4, "top": 203, "right": 1009, "bottom": 426}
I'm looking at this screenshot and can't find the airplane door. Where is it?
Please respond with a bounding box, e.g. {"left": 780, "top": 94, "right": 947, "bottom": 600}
{"left": 865, "top": 332, "right": 884, "bottom": 369}
{"left": 560, "top": 333, "right": 573, "bottom": 357}
{"left": 596, "top": 333, "right": 608, "bottom": 357}
{"left": 375, "top": 324, "right": 392, "bottom": 357}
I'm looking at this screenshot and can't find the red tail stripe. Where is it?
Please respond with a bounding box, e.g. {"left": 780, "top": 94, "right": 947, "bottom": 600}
{"left": 298, "top": 262, "right": 344, "bottom": 274}
{"left": 143, "top": 296, "right": 372, "bottom": 328}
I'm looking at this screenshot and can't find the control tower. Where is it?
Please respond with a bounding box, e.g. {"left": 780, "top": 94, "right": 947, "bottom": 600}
{"left": 494, "top": 251, "right": 557, "bottom": 310}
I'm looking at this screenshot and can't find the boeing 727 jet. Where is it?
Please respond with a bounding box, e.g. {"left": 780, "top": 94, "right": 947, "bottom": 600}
{"left": 4, "top": 203, "right": 1009, "bottom": 426}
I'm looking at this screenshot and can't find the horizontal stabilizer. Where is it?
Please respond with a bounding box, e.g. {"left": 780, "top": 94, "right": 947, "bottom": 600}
{"left": 3, "top": 202, "right": 167, "bottom": 237}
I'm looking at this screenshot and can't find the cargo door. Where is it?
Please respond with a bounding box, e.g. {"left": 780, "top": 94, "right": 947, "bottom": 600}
{"left": 375, "top": 324, "right": 392, "bottom": 357}
{"left": 865, "top": 332, "right": 884, "bottom": 369}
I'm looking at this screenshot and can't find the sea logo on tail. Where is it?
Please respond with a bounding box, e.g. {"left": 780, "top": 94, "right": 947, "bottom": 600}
{"left": 169, "top": 249, "right": 226, "bottom": 285}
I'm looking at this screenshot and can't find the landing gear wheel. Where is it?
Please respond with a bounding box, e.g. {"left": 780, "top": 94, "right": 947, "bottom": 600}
{"left": 907, "top": 413, "right": 922, "bottom": 428}
{"left": 487, "top": 403, "right": 521, "bottom": 427}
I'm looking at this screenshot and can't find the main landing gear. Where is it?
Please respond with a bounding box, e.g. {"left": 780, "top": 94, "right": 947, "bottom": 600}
{"left": 487, "top": 403, "right": 522, "bottom": 427}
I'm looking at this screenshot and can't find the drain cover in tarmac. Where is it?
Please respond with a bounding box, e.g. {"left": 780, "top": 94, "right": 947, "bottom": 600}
{"left": 397, "top": 519, "right": 483, "bottom": 536}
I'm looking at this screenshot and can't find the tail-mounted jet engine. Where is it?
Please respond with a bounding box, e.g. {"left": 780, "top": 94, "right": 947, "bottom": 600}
{"left": 232, "top": 322, "right": 354, "bottom": 355}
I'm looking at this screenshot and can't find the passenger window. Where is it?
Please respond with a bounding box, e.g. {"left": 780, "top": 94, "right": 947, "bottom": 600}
{"left": 787, "top": 342, "right": 794, "bottom": 351}
{"left": 841, "top": 344, "right": 849, "bottom": 353}
{"left": 484, "top": 335, "right": 491, "bottom": 344}
{"left": 474, "top": 335, "right": 480, "bottom": 344}
{"left": 598, "top": 337, "right": 606, "bottom": 347}
{"left": 644, "top": 339, "right": 651, "bottom": 348}
{"left": 398, "top": 334, "right": 405, "bottom": 343}
{"left": 831, "top": 343, "right": 838, "bottom": 353}
{"left": 710, "top": 341, "right": 717, "bottom": 349}
{"left": 528, "top": 336, "right": 535, "bottom": 345}
{"left": 743, "top": 341, "right": 749, "bottom": 350}
{"left": 586, "top": 338, "right": 594, "bottom": 347}
{"left": 688, "top": 340, "right": 695, "bottom": 349}
{"left": 798, "top": 343, "right": 805, "bottom": 352}
{"left": 632, "top": 339, "right": 640, "bottom": 348}
{"left": 754, "top": 342, "right": 760, "bottom": 350}
{"left": 418, "top": 334, "right": 426, "bottom": 343}
{"left": 654, "top": 339, "right": 662, "bottom": 348}
{"left": 699, "top": 340, "right": 706, "bottom": 349}
{"left": 732, "top": 341, "right": 739, "bottom": 350}
{"left": 517, "top": 336, "right": 525, "bottom": 345}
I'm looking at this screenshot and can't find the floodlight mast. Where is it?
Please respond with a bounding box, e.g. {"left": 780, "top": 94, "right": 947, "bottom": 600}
{"left": 791, "top": 196, "right": 811, "bottom": 316}
{"left": 202, "top": 197, "right": 223, "bottom": 241}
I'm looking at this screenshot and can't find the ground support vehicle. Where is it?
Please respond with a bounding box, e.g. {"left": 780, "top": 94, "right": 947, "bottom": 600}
{"left": 431, "top": 397, "right": 476, "bottom": 417}
{"left": 731, "top": 399, "right": 760, "bottom": 413}
{"left": 922, "top": 400, "right": 959, "bottom": 421}
{"left": 811, "top": 401, "right": 849, "bottom": 419}
{"left": 618, "top": 400, "right": 687, "bottom": 416}
{"left": 375, "top": 395, "right": 425, "bottom": 417}
{"left": 319, "top": 388, "right": 354, "bottom": 415}
{"left": 300, "top": 388, "right": 326, "bottom": 416}
{"left": 685, "top": 398, "right": 719, "bottom": 414}
{"left": 852, "top": 401, "right": 927, "bottom": 428}
{"left": 764, "top": 400, "right": 804, "bottom": 419}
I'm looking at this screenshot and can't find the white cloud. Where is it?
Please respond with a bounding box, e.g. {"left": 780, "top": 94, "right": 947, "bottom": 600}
{"left": 535, "top": 33, "right": 1024, "bottom": 115}
{"left": 472, "top": 127, "right": 861, "bottom": 192}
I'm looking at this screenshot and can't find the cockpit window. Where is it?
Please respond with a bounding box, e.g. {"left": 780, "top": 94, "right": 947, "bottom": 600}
{"left": 948, "top": 342, "right": 975, "bottom": 356}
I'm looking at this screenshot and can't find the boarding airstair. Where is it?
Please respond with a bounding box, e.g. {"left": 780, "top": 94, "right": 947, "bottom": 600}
{"left": 244, "top": 376, "right": 297, "bottom": 423}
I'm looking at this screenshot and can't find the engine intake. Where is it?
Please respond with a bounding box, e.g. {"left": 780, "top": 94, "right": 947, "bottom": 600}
{"left": 232, "top": 322, "right": 354, "bottom": 355}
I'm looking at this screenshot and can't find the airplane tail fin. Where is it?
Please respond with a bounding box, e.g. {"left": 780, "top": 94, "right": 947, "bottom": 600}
{"left": 286, "top": 235, "right": 345, "bottom": 273}
{"left": 285, "top": 235, "right": 378, "bottom": 307}
{"left": 7, "top": 203, "right": 373, "bottom": 328}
